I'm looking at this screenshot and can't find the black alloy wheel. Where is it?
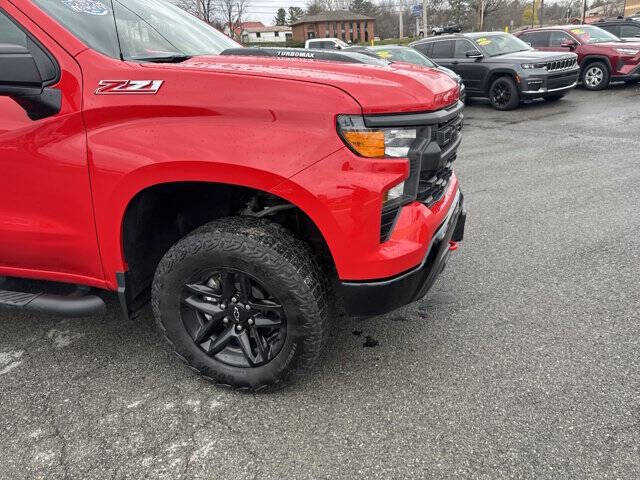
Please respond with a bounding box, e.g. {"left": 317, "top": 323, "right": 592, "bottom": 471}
{"left": 181, "top": 269, "right": 286, "bottom": 368}
{"left": 152, "top": 217, "right": 329, "bottom": 391}
{"left": 489, "top": 76, "right": 519, "bottom": 111}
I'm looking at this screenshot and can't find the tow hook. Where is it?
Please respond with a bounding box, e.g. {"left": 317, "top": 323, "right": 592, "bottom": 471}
{"left": 448, "top": 241, "right": 458, "bottom": 251}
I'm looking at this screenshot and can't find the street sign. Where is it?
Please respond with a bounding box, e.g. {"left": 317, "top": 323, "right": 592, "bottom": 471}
{"left": 411, "top": 4, "right": 422, "bottom": 17}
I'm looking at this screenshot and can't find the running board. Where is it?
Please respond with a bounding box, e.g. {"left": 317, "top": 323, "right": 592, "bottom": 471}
{"left": 0, "top": 289, "right": 106, "bottom": 317}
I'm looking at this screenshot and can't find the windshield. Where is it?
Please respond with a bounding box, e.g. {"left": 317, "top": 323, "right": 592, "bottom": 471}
{"left": 474, "top": 33, "right": 533, "bottom": 56}
{"left": 371, "top": 47, "right": 437, "bottom": 67}
{"left": 568, "top": 26, "right": 621, "bottom": 44}
{"left": 32, "top": 0, "right": 239, "bottom": 61}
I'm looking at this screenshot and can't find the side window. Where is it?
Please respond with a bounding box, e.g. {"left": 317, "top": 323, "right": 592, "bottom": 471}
{"left": 520, "top": 31, "right": 549, "bottom": 47}
{"left": 549, "top": 31, "right": 573, "bottom": 46}
{"left": 621, "top": 25, "right": 640, "bottom": 37}
{"left": 600, "top": 25, "right": 620, "bottom": 37}
{"left": 0, "top": 10, "right": 28, "bottom": 46}
{"left": 431, "top": 40, "right": 454, "bottom": 58}
{"left": 413, "top": 42, "right": 433, "bottom": 57}
{"left": 454, "top": 40, "right": 477, "bottom": 58}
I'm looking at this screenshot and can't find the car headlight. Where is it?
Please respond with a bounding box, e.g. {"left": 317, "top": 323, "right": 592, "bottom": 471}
{"left": 616, "top": 48, "right": 640, "bottom": 56}
{"left": 522, "top": 63, "right": 547, "bottom": 70}
{"left": 336, "top": 115, "right": 417, "bottom": 158}
{"left": 337, "top": 115, "right": 420, "bottom": 214}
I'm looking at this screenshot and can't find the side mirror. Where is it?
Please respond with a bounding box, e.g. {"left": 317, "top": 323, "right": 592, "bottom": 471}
{"left": 0, "top": 43, "right": 60, "bottom": 120}
{"left": 0, "top": 44, "right": 43, "bottom": 96}
{"left": 560, "top": 39, "right": 577, "bottom": 49}
{"left": 466, "top": 50, "right": 483, "bottom": 59}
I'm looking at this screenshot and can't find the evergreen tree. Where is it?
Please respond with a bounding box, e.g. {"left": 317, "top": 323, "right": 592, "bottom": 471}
{"left": 274, "top": 7, "right": 287, "bottom": 25}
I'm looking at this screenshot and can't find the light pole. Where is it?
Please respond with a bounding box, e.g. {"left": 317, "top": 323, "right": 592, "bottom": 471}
{"left": 422, "top": 0, "right": 428, "bottom": 37}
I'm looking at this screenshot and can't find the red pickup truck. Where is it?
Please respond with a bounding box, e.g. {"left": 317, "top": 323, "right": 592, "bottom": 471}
{"left": 0, "top": 0, "right": 465, "bottom": 390}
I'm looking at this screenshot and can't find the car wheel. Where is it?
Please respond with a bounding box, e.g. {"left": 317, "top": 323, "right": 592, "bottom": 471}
{"left": 152, "top": 217, "right": 328, "bottom": 391}
{"left": 488, "top": 76, "right": 520, "bottom": 110}
{"left": 543, "top": 93, "right": 566, "bottom": 102}
{"left": 582, "top": 62, "right": 610, "bottom": 90}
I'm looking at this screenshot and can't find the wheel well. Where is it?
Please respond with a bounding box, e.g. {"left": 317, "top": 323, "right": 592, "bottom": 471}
{"left": 580, "top": 57, "right": 611, "bottom": 72}
{"left": 485, "top": 72, "right": 516, "bottom": 94}
{"left": 121, "top": 182, "right": 333, "bottom": 315}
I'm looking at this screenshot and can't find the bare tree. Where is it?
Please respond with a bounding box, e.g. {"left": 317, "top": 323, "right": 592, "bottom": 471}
{"left": 172, "top": 0, "right": 217, "bottom": 24}
{"left": 215, "top": 0, "right": 249, "bottom": 40}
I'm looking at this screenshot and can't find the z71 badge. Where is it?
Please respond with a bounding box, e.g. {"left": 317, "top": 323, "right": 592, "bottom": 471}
{"left": 95, "top": 80, "right": 164, "bottom": 95}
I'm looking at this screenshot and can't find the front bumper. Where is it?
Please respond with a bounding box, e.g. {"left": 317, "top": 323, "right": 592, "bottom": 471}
{"left": 520, "top": 68, "right": 580, "bottom": 96}
{"left": 338, "top": 189, "right": 465, "bottom": 317}
{"left": 613, "top": 63, "right": 640, "bottom": 81}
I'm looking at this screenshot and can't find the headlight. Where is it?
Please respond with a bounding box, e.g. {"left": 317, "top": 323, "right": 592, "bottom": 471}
{"left": 522, "top": 63, "right": 547, "bottom": 70}
{"left": 616, "top": 48, "right": 640, "bottom": 56}
{"left": 336, "top": 115, "right": 417, "bottom": 158}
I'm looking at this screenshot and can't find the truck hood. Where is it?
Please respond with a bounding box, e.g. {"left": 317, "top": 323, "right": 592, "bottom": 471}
{"left": 485, "top": 50, "right": 577, "bottom": 62}
{"left": 145, "top": 52, "right": 460, "bottom": 114}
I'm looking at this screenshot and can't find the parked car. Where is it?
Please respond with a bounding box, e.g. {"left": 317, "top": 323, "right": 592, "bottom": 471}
{"left": 433, "top": 25, "right": 462, "bottom": 36}
{"left": 410, "top": 33, "right": 579, "bottom": 110}
{"left": 344, "top": 45, "right": 466, "bottom": 101}
{"left": 594, "top": 18, "right": 640, "bottom": 42}
{"left": 515, "top": 25, "right": 640, "bottom": 89}
{"left": 0, "top": 0, "right": 465, "bottom": 390}
{"left": 305, "top": 38, "right": 349, "bottom": 50}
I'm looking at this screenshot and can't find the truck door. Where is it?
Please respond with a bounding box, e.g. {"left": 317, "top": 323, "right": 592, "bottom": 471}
{"left": 0, "top": 5, "right": 103, "bottom": 283}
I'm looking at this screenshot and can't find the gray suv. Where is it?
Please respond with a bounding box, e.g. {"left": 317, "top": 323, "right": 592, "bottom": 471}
{"left": 410, "top": 32, "right": 580, "bottom": 110}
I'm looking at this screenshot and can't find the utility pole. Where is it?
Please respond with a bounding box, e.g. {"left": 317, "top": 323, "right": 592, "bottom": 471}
{"left": 422, "top": 0, "right": 428, "bottom": 37}
{"left": 540, "top": 0, "right": 544, "bottom": 26}
{"left": 480, "top": 0, "right": 486, "bottom": 30}
{"left": 399, "top": 10, "right": 404, "bottom": 38}
{"left": 416, "top": 17, "right": 420, "bottom": 37}
{"left": 582, "top": 0, "right": 587, "bottom": 23}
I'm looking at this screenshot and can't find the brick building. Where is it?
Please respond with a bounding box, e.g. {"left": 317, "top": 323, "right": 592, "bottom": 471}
{"left": 291, "top": 11, "right": 375, "bottom": 44}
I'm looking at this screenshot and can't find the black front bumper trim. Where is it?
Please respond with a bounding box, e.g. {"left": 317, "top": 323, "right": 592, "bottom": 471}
{"left": 338, "top": 191, "right": 465, "bottom": 317}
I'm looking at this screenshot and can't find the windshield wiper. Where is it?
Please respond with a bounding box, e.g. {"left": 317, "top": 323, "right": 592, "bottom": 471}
{"left": 134, "top": 55, "right": 192, "bottom": 63}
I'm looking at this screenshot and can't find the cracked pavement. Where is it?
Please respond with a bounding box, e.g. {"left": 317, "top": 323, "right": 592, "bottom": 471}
{"left": 1, "top": 86, "right": 640, "bottom": 479}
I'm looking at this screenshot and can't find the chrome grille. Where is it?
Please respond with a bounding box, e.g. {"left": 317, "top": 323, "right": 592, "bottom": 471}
{"left": 546, "top": 58, "right": 576, "bottom": 71}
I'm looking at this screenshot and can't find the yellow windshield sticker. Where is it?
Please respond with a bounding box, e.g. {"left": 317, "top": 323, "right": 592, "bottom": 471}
{"left": 376, "top": 50, "right": 392, "bottom": 59}
{"left": 571, "top": 28, "right": 585, "bottom": 34}
{"left": 477, "top": 38, "right": 491, "bottom": 46}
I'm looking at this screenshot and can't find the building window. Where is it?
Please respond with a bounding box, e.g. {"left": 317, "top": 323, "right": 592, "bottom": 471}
{"left": 274, "top": 31, "right": 279, "bottom": 37}
{"left": 256, "top": 32, "right": 261, "bottom": 38}
{"left": 365, "top": 31, "right": 369, "bottom": 42}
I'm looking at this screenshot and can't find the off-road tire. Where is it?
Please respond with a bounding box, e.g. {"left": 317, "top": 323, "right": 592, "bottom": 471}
{"left": 581, "top": 62, "right": 610, "bottom": 91}
{"left": 488, "top": 76, "right": 520, "bottom": 111}
{"left": 151, "top": 217, "right": 329, "bottom": 391}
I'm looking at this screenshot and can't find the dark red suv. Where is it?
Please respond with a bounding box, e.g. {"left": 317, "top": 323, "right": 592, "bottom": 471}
{"left": 516, "top": 25, "right": 640, "bottom": 90}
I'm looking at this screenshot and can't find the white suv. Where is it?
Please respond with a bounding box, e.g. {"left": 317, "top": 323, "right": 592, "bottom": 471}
{"left": 305, "top": 38, "right": 350, "bottom": 50}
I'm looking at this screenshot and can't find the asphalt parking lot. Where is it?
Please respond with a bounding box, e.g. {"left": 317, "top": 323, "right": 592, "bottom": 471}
{"left": 2, "top": 85, "right": 639, "bottom": 479}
